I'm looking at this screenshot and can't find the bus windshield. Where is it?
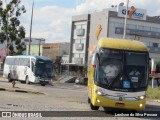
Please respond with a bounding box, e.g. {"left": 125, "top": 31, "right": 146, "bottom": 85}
{"left": 96, "top": 48, "right": 148, "bottom": 91}
{"left": 34, "top": 60, "right": 53, "bottom": 78}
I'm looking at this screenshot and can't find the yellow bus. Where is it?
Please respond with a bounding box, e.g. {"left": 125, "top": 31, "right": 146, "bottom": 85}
{"left": 87, "top": 38, "right": 149, "bottom": 111}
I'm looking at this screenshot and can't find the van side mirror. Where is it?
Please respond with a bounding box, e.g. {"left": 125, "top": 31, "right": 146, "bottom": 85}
{"left": 92, "top": 54, "right": 96, "bottom": 68}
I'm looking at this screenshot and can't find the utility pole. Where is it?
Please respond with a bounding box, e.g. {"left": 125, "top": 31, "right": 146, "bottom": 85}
{"left": 28, "top": 0, "right": 34, "bottom": 55}
{"left": 123, "top": 0, "right": 129, "bottom": 39}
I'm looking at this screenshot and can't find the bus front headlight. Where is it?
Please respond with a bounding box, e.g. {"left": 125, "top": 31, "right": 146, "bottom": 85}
{"left": 95, "top": 89, "right": 106, "bottom": 96}
{"left": 137, "top": 95, "right": 146, "bottom": 100}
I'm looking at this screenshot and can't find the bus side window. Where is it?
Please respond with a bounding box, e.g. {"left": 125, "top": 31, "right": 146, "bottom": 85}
{"left": 31, "top": 59, "right": 35, "bottom": 72}
{"left": 31, "top": 62, "right": 34, "bottom": 71}
{"left": 27, "top": 58, "right": 30, "bottom": 68}
{"left": 14, "top": 58, "right": 18, "bottom": 65}
{"left": 5, "top": 58, "right": 9, "bottom": 65}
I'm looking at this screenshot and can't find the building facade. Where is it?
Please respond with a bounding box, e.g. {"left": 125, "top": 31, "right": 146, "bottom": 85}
{"left": 43, "top": 42, "right": 70, "bottom": 61}
{"left": 69, "top": 14, "right": 90, "bottom": 65}
{"left": 24, "top": 38, "right": 45, "bottom": 56}
{"left": 43, "top": 43, "right": 70, "bottom": 73}
{"left": 70, "top": 6, "right": 160, "bottom": 72}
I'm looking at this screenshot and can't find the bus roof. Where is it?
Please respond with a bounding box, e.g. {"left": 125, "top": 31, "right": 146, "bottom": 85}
{"left": 98, "top": 38, "right": 148, "bottom": 52}
{"left": 6, "top": 55, "right": 53, "bottom": 62}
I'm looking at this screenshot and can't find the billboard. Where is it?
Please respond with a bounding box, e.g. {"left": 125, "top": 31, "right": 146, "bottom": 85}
{"left": 118, "top": 6, "right": 146, "bottom": 20}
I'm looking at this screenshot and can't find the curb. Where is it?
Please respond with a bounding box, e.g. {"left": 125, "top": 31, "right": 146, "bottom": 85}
{"left": 0, "top": 87, "right": 44, "bottom": 95}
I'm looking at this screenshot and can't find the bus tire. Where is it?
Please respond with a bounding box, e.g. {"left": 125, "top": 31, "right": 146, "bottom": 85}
{"left": 25, "top": 76, "right": 30, "bottom": 84}
{"left": 41, "top": 84, "right": 45, "bottom": 86}
{"left": 88, "top": 97, "right": 91, "bottom": 103}
{"left": 8, "top": 74, "right": 12, "bottom": 82}
{"left": 90, "top": 102, "right": 99, "bottom": 110}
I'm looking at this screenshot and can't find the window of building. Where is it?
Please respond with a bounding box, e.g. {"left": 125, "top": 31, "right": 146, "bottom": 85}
{"left": 80, "top": 39, "right": 86, "bottom": 43}
{"left": 158, "top": 28, "right": 160, "bottom": 32}
{"left": 115, "top": 22, "right": 123, "bottom": 28}
{"left": 151, "top": 27, "right": 158, "bottom": 32}
{"left": 75, "top": 24, "right": 81, "bottom": 29}
{"left": 80, "top": 53, "right": 85, "bottom": 58}
{"left": 82, "top": 24, "right": 87, "bottom": 29}
{"left": 127, "top": 24, "right": 137, "bottom": 29}
{"left": 144, "top": 26, "right": 151, "bottom": 31}
{"left": 152, "top": 42, "right": 159, "bottom": 47}
{"left": 138, "top": 25, "right": 144, "bottom": 30}
{"left": 109, "top": 22, "right": 115, "bottom": 28}
{"left": 143, "top": 41, "right": 150, "bottom": 46}
{"left": 74, "top": 24, "right": 87, "bottom": 29}
{"left": 73, "top": 39, "right": 86, "bottom": 44}
{"left": 73, "top": 53, "right": 79, "bottom": 58}
{"left": 73, "top": 25, "right": 76, "bottom": 29}
{"left": 73, "top": 39, "right": 80, "bottom": 43}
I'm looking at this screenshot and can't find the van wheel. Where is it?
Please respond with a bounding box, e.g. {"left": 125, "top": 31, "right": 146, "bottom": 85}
{"left": 25, "top": 76, "right": 30, "bottom": 84}
{"left": 90, "top": 102, "right": 99, "bottom": 110}
{"left": 8, "top": 74, "right": 12, "bottom": 82}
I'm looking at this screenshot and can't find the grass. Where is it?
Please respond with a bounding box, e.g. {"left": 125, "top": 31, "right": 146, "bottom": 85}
{"left": 146, "top": 86, "right": 160, "bottom": 100}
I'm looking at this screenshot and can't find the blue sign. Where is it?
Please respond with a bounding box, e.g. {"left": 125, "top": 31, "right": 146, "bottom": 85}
{"left": 123, "top": 81, "right": 131, "bottom": 88}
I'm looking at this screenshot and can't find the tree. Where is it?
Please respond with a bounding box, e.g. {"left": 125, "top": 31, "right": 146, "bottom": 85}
{"left": 0, "top": 0, "right": 26, "bottom": 55}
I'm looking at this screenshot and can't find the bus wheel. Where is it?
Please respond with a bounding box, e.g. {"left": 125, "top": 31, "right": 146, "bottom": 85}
{"left": 90, "top": 102, "right": 99, "bottom": 110}
{"left": 8, "top": 74, "right": 12, "bottom": 82}
{"left": 88, "top": 97, "right": 91, "bottom": 103}
{"left": 41, "top": 84, "right": 45, "bottom": 86}
{"left": 25, "top": 76, "right": 30, "bottom": 84}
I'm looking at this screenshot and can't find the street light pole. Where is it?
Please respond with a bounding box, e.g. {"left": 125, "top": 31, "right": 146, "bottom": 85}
{"left": 4, "top": 0, "right": 9, "bottom": 56}
{"left": 123, "top": 0, "right": 129, "bottom": 39}
{"left": 28, "top": 0, "right": 34, "bottom": 55}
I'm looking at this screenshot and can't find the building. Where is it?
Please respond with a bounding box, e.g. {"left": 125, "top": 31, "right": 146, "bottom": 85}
{"left": 0, "top": 37, "right": 45, "bottom": 56}
{"left": 43, "top": 42, "right": 70, "bottom": 61}
{"left": 24, "top": 38, "right": 45, "bottom": 56}
{"left": 70, "top": 6, "right": 160, "bottom": 73}
{"left": 43, "top": 43, "right": 70, "bottom": 72}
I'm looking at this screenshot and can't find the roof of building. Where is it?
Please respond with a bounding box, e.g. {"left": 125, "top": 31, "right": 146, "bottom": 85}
{"left": 98, "top": 38, "right": 148, "bottom": 52}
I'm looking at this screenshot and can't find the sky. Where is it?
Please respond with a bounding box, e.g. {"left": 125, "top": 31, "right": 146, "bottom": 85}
{"left": 16, "top": 0, "right": 160, "bottom": 43}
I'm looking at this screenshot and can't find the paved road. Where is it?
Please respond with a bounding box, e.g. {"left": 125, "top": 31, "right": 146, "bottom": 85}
{"left": 0, "top": 81, "right": 160, "bottom": 119}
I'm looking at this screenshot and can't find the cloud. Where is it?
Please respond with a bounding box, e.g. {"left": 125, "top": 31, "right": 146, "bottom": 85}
{"left": 20, "top": 0, "right": 160, "bottom": 43}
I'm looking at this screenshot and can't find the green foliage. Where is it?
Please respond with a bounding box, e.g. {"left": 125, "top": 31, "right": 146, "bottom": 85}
{"left": 147, "top": 86, "right": 160, "bottom": 100}
{"left": 0, "top": 0, "right": 26, "bottom": 55}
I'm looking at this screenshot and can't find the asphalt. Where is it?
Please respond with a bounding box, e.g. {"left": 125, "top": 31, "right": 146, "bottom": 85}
{"left": 0, "top": 76, "right": 44, "bottom": 95}
{"left": 0, "top": 75, "right": 160, "bottom": 104}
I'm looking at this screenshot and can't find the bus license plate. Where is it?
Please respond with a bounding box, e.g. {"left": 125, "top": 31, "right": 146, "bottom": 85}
{"left": 115, "top": 103, "right": 125, "bottom": 107}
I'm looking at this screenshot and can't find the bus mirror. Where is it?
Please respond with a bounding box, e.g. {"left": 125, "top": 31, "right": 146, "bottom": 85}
{"left": 149, "top": 58, "right": 151, "bottom": 61}
{"left": 92, "top": 54, "right": 96, "bottom": 68}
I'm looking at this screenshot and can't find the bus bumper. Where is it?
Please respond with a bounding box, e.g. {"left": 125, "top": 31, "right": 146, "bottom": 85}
{"left": 92, "top": 95, "right": 146, "bottom": 111}
{"left": 35, "top": 77, "right": 52, "bottom": 85}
